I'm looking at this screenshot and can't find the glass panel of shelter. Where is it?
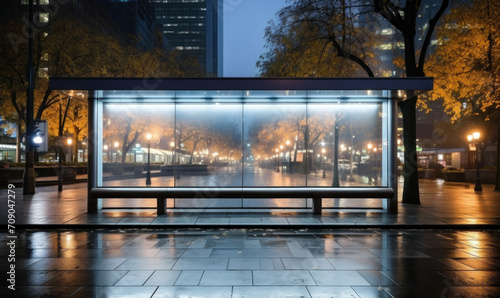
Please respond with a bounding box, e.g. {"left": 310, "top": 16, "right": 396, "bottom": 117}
{"left": 97, "top": 94, "right": 388, "bottom": 206}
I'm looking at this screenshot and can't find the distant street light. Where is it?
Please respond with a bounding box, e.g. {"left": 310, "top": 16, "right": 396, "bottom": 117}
{"left": 67, "top": 137, "right": 73, "bottom": 163}
{"left": 113, "top": 141, "right": 119, "bottom": 163}
{"left": 82, "top": 137, "right": 87, "bottom": 162}
{"left": 467, "top": 132, "right": 482, "bottom": 192}
{"left": 146, "top": 133, "right": 152, "bottom": 186}
{"left": 103, "top": 144, "right": 109, "bottom": 162}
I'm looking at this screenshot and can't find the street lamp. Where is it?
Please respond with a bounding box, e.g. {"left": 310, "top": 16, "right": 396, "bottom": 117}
{"left": 82, "top": 137, "right": 87, "bottom": 162}
{"left": 275, "top": 148, "right": 280, "bottom": 172}
{"left": 170, "top": 141, "right": 175, "bottom": 165}
{"left": 170, "top": 141, "right": 180, "bottom": 179}
{"left": 103, "top": 144, "right": 109, "bottom": 162}
{"left": 113, "top": 141, "right": 119, "bottom": 163}
{"left": 321, "top": 148, "right": 326, "bottom": 178}
{"left": 145, "top": 133, "right": 152, "bottom": 186}
{"left": 67, "top": 137, "right": 73, "bottom": 163}
{"left": 467, "top": 132, "right": 482, "bottom": 192}
{"left": 286, "top": 140, "right": 292, "bottom": 174}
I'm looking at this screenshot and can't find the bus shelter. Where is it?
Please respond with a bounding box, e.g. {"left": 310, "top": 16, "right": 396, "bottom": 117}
{"left": 50, "top": 77, "right": 433, "bottom": 214}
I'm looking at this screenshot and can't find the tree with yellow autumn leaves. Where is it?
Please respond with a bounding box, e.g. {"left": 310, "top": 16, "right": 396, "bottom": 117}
{"left": 427, "top": 0, "right": 500, "bottom": 191}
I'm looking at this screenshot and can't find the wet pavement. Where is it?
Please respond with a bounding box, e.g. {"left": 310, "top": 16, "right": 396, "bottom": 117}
{"left": 1, "top": 229, "right": 499, "bottom": 297}
{"left": 1, "top": 179, "right": 500, "bottom": 296}
{"left": 2, "top": 179, "right": 499, "bottom": 228}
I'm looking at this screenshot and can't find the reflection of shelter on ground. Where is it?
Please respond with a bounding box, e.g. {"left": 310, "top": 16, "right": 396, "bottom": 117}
{"left": 51, "top": 78, "right": 432, "bottom": 213}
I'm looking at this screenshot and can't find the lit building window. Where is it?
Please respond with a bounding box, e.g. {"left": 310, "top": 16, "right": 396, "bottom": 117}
{"left": 381, "top": 29, "right": 394, "bottom": 35}
{"left": 39, "top": 12, "right": 49, "bottom": 23}
{"left": 379, "top": 44, "right": 392, "bottom": 50}
{"left": 38, "top": 67, "right": 49, "bottom": 79}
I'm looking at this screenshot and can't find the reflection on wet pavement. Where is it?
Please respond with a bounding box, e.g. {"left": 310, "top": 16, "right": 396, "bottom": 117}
{"left": 1, "top": 229, "right": 499, "bottom": 297}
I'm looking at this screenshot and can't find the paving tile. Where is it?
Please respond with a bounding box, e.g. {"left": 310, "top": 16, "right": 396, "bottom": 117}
{"left": 154, "top": 248, "right": 186, "bottom": 258}
{"left": 0, "top": 286, "right": 81, "bottom": 297}
{"left": 100, "top": 248, "right": 162, "bottom": 258}
{"left": 89, "top": 258, "right": 127, "bottom": 270}
{"left": 357, "top": 271, "right": 398, "bottom": 286}
{"left": 200, "top": 270, "right": 252, "bottom": 285}
{"left": 43, "top": 270, "right": 128, "bottom": 286}
{"left": 328, "top": 258, "right": 383, "bottom": 270}
{"left": 153, "top": 286, "right": 232, "bottom": 297}
{"left": 174, "top": 270, "right": 203, "bottom": 286}
{"left": 15, "top": 270, "right": 66, "bottom": 286}
{"left": 438, "top": 270, "right": 500, "bottom": 286}
{"left": 381, "top": 270, "right": 452, "bottom": 286}
{"left": 253, "top": 270, "right": 316, "bottom": 286}
{"left": 259, "top": 258, "right": 275, "bottom": 270}
{"left": 210, "top": 248, "right": 244, "bottom": 258}
{"left": 145, "top": 271, "right": 182, "bottom": 286}
{"left": 172, "top": 257, "right": 229, "bottom": 270}
{"left": 310, "top": 270, "right": 370, "bottom": 286}
{"left": 289, "top": 248, "right": 315, "bottom": 258}
{"left": 281, "top": 257, "right": 334, "bottom": 270}
{"left": 115, "top": 270, "right": 154, "bottom": 286}
{"left": 307, "top": 286, "right": 361, "bottom": 297}
{"left": 232, "top": 286, "right": 311, "bottom": 297}
{"left": 243, "top": 248, "right": 293, "bottom": 257}
{"left": 352, "top": 286, "right": 392, "bottom": 298}
{"left": 24, "top": 258, "right": 100, "bottom": 271}
{"left": 116, "top": 258, "right": 177, "bottom": 270}
{"left": 228, "top": 257, "right": 261, "bottom": 269}
{"left": 195, "top": 217, "right": 230, "bottom": 224}
{"left": 180, "top": 248, "right": 213, "bottom": 258}
{"left": 71, "top": 286, "right": 158, "bottom": 298}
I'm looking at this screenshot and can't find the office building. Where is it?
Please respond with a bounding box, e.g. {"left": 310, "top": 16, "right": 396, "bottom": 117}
{"left": 149, "top": 0, "right": 223, "bottom": 76}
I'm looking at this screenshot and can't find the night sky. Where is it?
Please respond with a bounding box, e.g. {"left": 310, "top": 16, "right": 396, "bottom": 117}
{"left": 223, "top": 0, "right": 287, "bottom": 77}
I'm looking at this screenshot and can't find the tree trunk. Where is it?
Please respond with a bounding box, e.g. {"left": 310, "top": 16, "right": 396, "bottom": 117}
{"left": 398, "top": 95, "right": 420, "bottom": 204}
{"left": 16, "top": 119, "right": 22, "bottom": 163}
{"left": 332, "top": 124, "right": 340, "bottom": 187}
{"left": 495, "top": 125, "right": 500, "bottom": 192}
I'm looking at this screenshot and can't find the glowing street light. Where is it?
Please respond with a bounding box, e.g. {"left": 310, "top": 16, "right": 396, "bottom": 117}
{"left": 467, "top": 132, "right": 482, "bottom": 192}
{"left": 113, "top": 141, "right": 119, "bottom": 163}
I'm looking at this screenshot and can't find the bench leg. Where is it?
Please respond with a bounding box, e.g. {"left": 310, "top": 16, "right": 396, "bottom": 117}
{"left": 157, "top": 197, "right": 166, "bottom": 215}
{"left": 88, "top": 197, "right": 102, "bottom": 213}
{"left": 312, "top": 198, "right": 322, "bottom": 215}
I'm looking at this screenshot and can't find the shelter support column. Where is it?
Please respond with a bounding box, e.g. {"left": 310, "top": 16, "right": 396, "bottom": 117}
{"left": 385, "top": 98, "right": 398, "bottom": 213}
{"left": 88, "top": 90, "right": 101, "bottom": 212}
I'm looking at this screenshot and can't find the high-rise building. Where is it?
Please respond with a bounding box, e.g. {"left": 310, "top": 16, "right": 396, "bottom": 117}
{"left": 148, "top": 0, "right": 223, "bottom": 76}
{"left": 99, "top": 0, "right": 164, "bottom": 51}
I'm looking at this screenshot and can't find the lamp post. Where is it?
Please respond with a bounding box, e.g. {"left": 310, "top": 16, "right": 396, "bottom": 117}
{"left": 467, "top": 132, "right": 482, "bottom": 192}
{"left": 146, "top": 133, "right": 152, "bottom": 186}
{"left": 279, "top": 145, "right": 284, "bottom": 173}
{"left": 103, "top": 144, "right": 109, "bottom": 162}
{"left": 170, "top": 141, "right": 175, "bottom": 166}
{"left": 286, "top": 140, "right": 291, "bottom": 174}
{"left": 321, "top": 148, "right": 326, "bottom": 178}
{"left": 67, "top": 137, "right": 73, "bottom": 163}
{"left": 113, "top": 141, "right": 119, "bottom": 163}
{"left": 275, "top": 148, "right": 280, "bottom": 172}
{"left": 82, "top": 137, "right": 87, "bottom": 162}
{"left": 170, "top": 141, "right": 180, "bottom": 179}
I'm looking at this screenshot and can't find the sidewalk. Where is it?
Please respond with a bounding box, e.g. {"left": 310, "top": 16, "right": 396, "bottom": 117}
{"left": 2, "top": 181, "right": 499, "bottom": 297}
{"left": 2, "top": 179, "right": 499, "bottom": 229}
